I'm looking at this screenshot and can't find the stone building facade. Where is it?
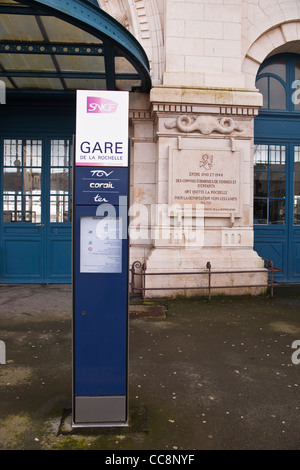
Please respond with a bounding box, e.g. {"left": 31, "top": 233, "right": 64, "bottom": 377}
{"left": 1, "top": 0, "right": 299, "bottom": 293}
{"left": 97, "top": 0, "right": 300, "bottom": 296}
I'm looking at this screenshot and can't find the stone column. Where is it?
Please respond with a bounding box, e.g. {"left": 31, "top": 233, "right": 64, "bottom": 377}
{"left": 143, "top": 85, "right": 267, "bottom": 297}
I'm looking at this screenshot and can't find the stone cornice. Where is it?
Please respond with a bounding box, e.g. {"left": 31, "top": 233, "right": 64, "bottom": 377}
{"left": 150, "top": 85, "right": 263, "bottom": 110}
{"left": 129, "top": 85, "right": 262, "bottom": 121}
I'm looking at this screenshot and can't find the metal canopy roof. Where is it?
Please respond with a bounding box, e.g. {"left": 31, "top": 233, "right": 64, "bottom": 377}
{"left": 0, "top": 0, "right": 152, "bottom": 93}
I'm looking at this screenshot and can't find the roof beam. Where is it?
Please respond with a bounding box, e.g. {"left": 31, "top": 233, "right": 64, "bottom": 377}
{"left": 0, "top": 41, "right": 104, "bottom": 56}
{"left": 0, "top": 70, "right": 140, "bottom": 80}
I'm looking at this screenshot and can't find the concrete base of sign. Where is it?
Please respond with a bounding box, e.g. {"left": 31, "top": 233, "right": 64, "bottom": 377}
{"left": 143, "top": 247, "right": 267, "bottom": 298}
{"left": 74, "top": 396, "right": 128, "bottom": 427}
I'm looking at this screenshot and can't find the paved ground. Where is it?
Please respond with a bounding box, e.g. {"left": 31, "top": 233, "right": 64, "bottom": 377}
{"left": 0, "top": 284, "right": 299, "bottom": 450}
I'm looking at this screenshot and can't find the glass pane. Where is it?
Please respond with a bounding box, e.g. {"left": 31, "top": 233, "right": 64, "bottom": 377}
{"left": 256, "top": 77, "right": 268, "bottom": 109}
{"left": 3, "top": 168, "right": 22, "bottom": 192}
{"left": 269, "top": 172, "right": 286, "bottom": 197}
{"left": 23, "top": 168, "right": 41, "bottom": 194}
{"left": 115, "top": 57, "right": 137, "bottom": 74}
{"left": 63, "top": 78, "right": 106, "bottom": 90}
{"left": 295, "top": 60, "right": 300, "bottom": 81}
{"left": 293, "top": 71, "right": 300, "bottom": 111}
{"left": 56, "top": 55, "right": 105, "bottom": 74}
{"left": 50, "top": 168, "right": 69, "bottom": 193}
{"left": 50, "top": 195, "right": 69, "bottom": 223}
{"left": 254, "top": 144, "right": 268, "bottom": 170}
{"left": 254, "top": 198, "right": 267, "bottom": 224}
{"left": 269, "top": 145, "right": 286, "bottom": 170}
{"left": 13, "top": 77, "right": 64, "bottom": 91}
{"left": 254, "top": 172, "right": 268, "bottom": 197}
{"left": 295, "top": 172, "right": 300, "bottom": 196}
{"left": 260, "top": 59, "right": 286, "bottom": 81}
{"left": 294, "top": 196, "right": 300, "bottom": 225}
{"left": 269, "top": 77, "right": 286, "bottom": 109}
{"left": 41, "top": 15, "right": 102, "bottom": 44}
{"left": 50, "top": 139, "right": 71, "bottom": 223}
{"left": 24, "top": 140, "right": 42, "bottom": 167}
{"left": 269, "top": 199, "right": 285, "bottom": 224}
{"left": 24, "top": 196, "right": 41, "bottom": 223}
{"left": 51, "top": 140, "right": 70, "bottom": 166}
{"left": 294, "top": 146, "right": 300, "bottom": 171}
{"left": 1, "top": 53, "right": 56, "bottom": 72}
{"left": 3, "top": 194, "right": 22, "bottom": 222}
{"left": 4, "top": 139, "right": 22, "bottom": 166}
{"left": 294, "top": 166, "right": 300, "bottom": 224}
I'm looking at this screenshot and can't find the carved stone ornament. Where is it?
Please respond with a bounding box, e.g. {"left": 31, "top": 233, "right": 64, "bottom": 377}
{"left": 97, "top": 0, "right": 129, "bottom": 28}
{"left": 165, "top": 115, "right": 243, "bottom": 135}
{"left": 113, "top": 12, "right": 129, "bottom": 28}
{"left": 199, "top": 154, "right": 213, "bottom": 170}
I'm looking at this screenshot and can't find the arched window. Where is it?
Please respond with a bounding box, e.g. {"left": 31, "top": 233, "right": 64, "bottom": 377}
{"left": 256, "top": 54, "right": 300, "bottom": 111}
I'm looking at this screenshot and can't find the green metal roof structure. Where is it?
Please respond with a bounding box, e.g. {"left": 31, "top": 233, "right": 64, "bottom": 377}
{"left": 0, "top": 0, "right": 152, "bottom": 93}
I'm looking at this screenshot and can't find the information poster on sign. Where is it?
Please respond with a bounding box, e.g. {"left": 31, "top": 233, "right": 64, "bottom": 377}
{"left": 80, "top": 217, "right": 122, "bottom": 273}
{"left": 76, "top": 90, "right": 129, "bottom": 167}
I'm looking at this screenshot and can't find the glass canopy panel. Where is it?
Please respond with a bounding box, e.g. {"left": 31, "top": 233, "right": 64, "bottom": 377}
{"left": 115, "top": 57, "right": 137, "bottom": 74}
{"left": 41, "top": 16, "right": 103, "bottom": 44}
{"left": 12, "top": 77, "right": 64, "bottom": 89}
{"left": 0, "top": 0, "right": 151, "bottom": 92}
{"left": 56, "top": 55, "right": 105, "bottom": 74}
{"left": 64, "top": 78, "right": 106, "bottom": 90}
{"left": 0, "top": 53, "right": 57, "bottom": 72}
{"left": 0, "top": 13, "right": 44, "bottom": 41}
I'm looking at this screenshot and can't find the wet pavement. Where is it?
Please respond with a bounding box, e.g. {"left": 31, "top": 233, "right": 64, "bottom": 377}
{"left": 0, "top": 284, "right": 299, "bottom": 450}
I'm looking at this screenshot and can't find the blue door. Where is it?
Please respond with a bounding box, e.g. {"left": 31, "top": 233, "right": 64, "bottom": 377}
{"left": 0, "top": 137, "right": 72, "bottom": 283}
{"left": 254, "top": 54, "right": 300, "bottom": 282}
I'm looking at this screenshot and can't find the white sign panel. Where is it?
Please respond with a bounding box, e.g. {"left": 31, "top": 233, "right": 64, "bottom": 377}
{"left": 76, "top": 90, "right": 129, "bottom": 167}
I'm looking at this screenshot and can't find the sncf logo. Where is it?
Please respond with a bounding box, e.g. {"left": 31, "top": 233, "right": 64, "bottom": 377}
{"left": 87, "top": 96, "right": 118, "bottom": 114}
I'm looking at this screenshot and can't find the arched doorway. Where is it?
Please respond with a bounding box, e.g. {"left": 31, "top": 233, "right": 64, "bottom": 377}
{"left": 0, "top": 0, "right": 151, "bottom": 283}
{"left": 254, "top": 53, "right": 300, "bottom": 282}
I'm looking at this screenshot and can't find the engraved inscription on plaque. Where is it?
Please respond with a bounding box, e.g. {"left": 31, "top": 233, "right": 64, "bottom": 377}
{"left": 169, "top": 148, "right": 241, "bottom": 217}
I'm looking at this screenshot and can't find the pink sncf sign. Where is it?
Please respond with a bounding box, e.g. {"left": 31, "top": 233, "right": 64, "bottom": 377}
{"left": 87, "top": 96, "right": 118, "bottom": 114}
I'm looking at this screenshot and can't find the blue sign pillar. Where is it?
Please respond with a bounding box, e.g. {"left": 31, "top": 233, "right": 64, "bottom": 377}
{"left": 73, "top": 91, "right": 129, "bottom": 426}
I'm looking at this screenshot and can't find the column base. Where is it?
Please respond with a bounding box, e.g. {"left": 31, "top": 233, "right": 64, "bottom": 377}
{"left": 143, "top": 247, "right": 268, "bottom": 298}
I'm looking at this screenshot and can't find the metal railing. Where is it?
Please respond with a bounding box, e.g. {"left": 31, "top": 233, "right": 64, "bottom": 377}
{"left": 130, "top": 259, "right": 281, "bottom": 300}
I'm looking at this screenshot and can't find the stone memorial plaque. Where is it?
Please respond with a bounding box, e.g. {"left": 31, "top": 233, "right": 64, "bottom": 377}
{"left": 169, "top": 148, "right": 241, "bottom": 217}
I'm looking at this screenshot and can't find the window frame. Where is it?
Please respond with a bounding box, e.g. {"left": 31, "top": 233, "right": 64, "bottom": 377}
{"left": 256, "top": 54, "right": 300, "bottom": 113}
{"left": 254, "top": 144, "right": 287, "bottom": 226}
